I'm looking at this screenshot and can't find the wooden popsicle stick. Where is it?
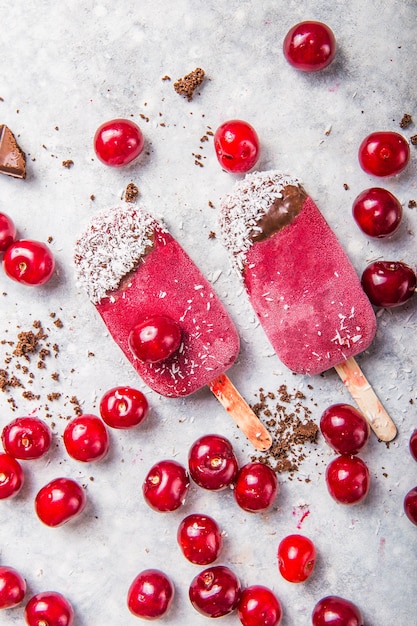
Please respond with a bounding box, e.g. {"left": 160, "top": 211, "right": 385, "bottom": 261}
{"left": 334, "top": 357, "right": 397, "bottom": 442}
{"left": 209, "top": 374, "right": 273, "bottom": 451}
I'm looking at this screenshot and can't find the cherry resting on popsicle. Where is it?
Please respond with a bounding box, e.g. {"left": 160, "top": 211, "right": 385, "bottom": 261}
{"left": 219, "top": 170, "right": 396, "bottom": 442}
{"left": 74, "top": 204, "right": 271, "bottom": 450}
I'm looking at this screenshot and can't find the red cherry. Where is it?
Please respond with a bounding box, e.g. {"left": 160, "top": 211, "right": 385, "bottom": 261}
{"left": 283, "top": 21, "right": 336, "bottom": 71}
{"left": 127, "top": 569, "right": 174, "bottom": 619}
{"left": 234, "top": 462, "right": 278, "bottom": 512}
{"left": 0, "top": 452, "right": 24, "bottom": 499}
{"left": 358, "top": 131, "right": 410, "bottom": 176}
{"left": 177, "top": 513, "right": 223, "bottom": 565}
{"left": 312, "top": 595, "right": 364, "bottom": 626}
{"left": 189, "top": 565, "right": 241, "bottom": 618}
{"left": 214, "top": 120, "right": 260, "bottom": 173}
{"left": 3, "top": 239, "right": 55, "bottom": 286}
{"left": 143, "top": 459, "right": 189, "bottom": 512}
{"left": 352, "top": 187, "right": 403, "bottom": 238}
{"left": 277, "top": 534, "right": 316, "bottom": 583}
{"left": 404, "top": 486, "right": 417, "bottom": 526}
{"left": 24, "top": 591, "right": 74, "bottom": 626}
{"left": 409, "top": 429, "right": 417, "bottom": 462}
{"left": 0, "top": 565, "right": 26, "bottom": 609}
{"left": 35, "top": 477, "right": 86, "bottom": 527}
{"left": 0, "top": 212, "right": 16, "bottom": 252}
{"left": 361, "top": 260, "right": 416, "bottom": 308}
{"left": 63, "top": 414, "right": 109, "bottom": 462}
{"left": 320, "top": 404, "right": 370, "bottom": 455}
{"left": 238, "top": 585, "right": 282, "bottom": 626}
{"left": 325, "top": 455, "right": 370, "bottom": 505}
{"left": 94, "top": 118, "right": 144, "bottom": 167}
{"left": 188, "top": 434, "right": 238, "bottom": 490}
{"left": 128, "top": 315, "right": 182, "bottom": 363}
{"left": 2, "top": 416, "right": 52, "bottom": 460}
{"left": 99, "top": 386, "right": 149, "bottom": 429}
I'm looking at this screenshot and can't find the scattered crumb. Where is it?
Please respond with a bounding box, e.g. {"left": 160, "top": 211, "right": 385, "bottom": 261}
{"left": 174, "top": 68, "right": 205, "bottom": 101}
{"left": 410, "top": 134, "right": 417, "bottom": 146}
{"left": 161, "top": 75, "right": 171, "bottom": 81}
{"left": 343, "top": 183, "right": 349, "bottom": 190}
{"left": 208, "top": 231, "right": 216, "bottom": 239}
{"left": 124, "top": 182, "right": 139, "bottom": 203}
{"left": 400, "top": 113, "right": 413, "bottom": 129}
{"left": 62, "top": 159, "right": 74, "bottom": 169}
{"left": 90, "top": 194, "right": 95, "bottom": 201}
{"left": 249, "top": 385, "right": 319, "bottom": 476}
{"left": 408, "top": 199, "right": 416, "bottom": 208}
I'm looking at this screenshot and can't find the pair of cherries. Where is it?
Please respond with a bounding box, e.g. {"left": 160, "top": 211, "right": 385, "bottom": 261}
{"left": 0, "top": 212, "right": 55, "bottom": 286}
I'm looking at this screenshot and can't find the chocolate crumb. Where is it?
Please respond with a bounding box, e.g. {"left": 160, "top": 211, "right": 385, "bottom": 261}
{"left": 250, "top": 385, "right": 319, "bottom": 476}
{"left": 161, "top": 75, "right": 171, "bottom": 81}
{"left": 124, "top": 182, "right": 139, "bottom": 203}
{"left": 174, "top": 68, "right": 205, "bottom": 101}
{"left": 410, "top": 134, "right": 417, "bottom": 146}
{"left": 343, "top": 183, "right": 349, "bottom": 190}
{"left": 208, "top": 231, "right": 216, "bottom": 239}
{"left": 408, "top": 199, "right": 416, "bottom": 208}
{"left": 400, "top": 113, "right": 413, "bottom": 129}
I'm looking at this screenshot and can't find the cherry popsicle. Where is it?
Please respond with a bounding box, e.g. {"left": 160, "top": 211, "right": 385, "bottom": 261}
{"left": 74, "top": 204, "right": 272, "bottom": 451}
{"left": 219, "top": 170, "right": 396, "bottom": 442}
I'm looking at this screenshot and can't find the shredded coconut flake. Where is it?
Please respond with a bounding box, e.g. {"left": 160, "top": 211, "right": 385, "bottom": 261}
{"left": 74, "top": 204, "right": 163, "bottom": 303}
{"left": 218, "top": 170, "right": 301, "bottom": 273}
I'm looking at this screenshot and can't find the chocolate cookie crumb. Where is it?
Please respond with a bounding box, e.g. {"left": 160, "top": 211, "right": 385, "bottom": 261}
{"left": 124, "top": 182, "right": 139, "bottom": 203}
{"left": 250, "top": 385, "right": 319, "bottom": 476}
{"left": 174, "top": 68, "right": 205, "bottom": 101}
{"left": 408, "top": 199, "right": 416, "bottom": 208}
{"left": 161, "top": 75, "right": 171, "bottom": 81}
{"left": 410, "top": 134, "right": 417, "bottom": 146}
{"left": 400, "top": 113, "right": 413, "bottom": 128}
{"left": 62, "top": 159, "right": 74, "bottom": 168}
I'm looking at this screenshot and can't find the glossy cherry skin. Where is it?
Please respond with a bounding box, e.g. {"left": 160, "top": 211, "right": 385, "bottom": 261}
{"left": 177, "top": 513, "right": 223, "bottom": 565}
{"left": 129, "top": 315, "right": 182, "bottom": 363}
{"left": 127, "top": 569, "right": 174, "bottom": 620}
{"left": 361, "top": 260, "right": 416, "bottom": 308}
{"left": 0, "top": 212, "right": 16, "bottom": 252}
{"left": 143, "top": 459, "right": 189, "bottom": 512}
{"left": 404, "top": 486, "right": 417, "bottom": 526}
{"left": 283, "top": 21, "right": 336, "bottom": 71}
{"left": 94, "top": 118, "right": 144, "bottom": 167}
{"left": 320, "top": 404, "right": 370, "bottom": 455}
{"left": 352, "top": 187, "right": 403, "bottom": 238}
{"left": 35, "top": 477, "right": 86, "bottom": 527}
{"left": 312, "top": 595, "right": 364, "bottom": 626}
{"left": 358, "top": 131, "right": 410, "bottom": 177}
{"left": 277, "top": 534, "right": 316, "bottom": 583}
{"left": 0, "top": 565, "right": 26, "bottom": 609}
{"left": 214, "top": 120, "right": 260, "bottom": 173}
{"left": 0, "top": 453, "right": 24, "bottom": 499}
{"left": 3, "top": 240, "right": 55, "bottom": 286}
{"left": 237, "top": 585, "right": 282, "bottom": 626}
{"left": 189, "top": 565, "right": 241, "bottom": 618}
{"left": 188, "top": 434, "right": 238, "bottom": 490}
{"left": 2, "top": 416, "right": 52, "bottom": 460}
{"left": 63, "top": 414, "right": 109, "bottom": 462}
{"left": 99, "top": 386, "right": 149, "bottom": 429}
{"left": 325, "top": 455, "right": 370, "bottom": 505}
{"left": 24, "top": 591, "right": 74, "bottom": 626}
{"left": 234, "top": 462, "right": 278, "bottom": 512}
{"left": 409, "top": 429, "right": 417, "bottom": 462}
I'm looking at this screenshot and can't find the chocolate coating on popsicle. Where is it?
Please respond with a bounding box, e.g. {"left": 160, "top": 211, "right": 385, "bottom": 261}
{"left": 250, "top": 185, "right": 307, "bottom": 242}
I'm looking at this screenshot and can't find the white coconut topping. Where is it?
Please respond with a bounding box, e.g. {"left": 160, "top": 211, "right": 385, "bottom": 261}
{"left": 218, "top": 170, "right": 301, "bottom": 273}
{"left": 74, "top": 204, "right": 162, "bottom": 303}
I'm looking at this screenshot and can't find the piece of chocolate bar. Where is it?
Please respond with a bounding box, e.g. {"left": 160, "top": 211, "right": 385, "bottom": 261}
{"left": 0, "top": 125, "right": 26, "bottom": 179}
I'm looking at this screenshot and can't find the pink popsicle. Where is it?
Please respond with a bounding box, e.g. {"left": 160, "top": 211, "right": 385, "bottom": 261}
{"left": 74, "top": 204, "right": 272, "bottom": 450}
{"left": 219, "top": 170, "right": 396, "bottom": 441}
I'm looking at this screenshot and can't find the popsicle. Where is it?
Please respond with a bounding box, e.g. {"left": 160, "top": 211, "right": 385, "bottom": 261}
{"left": 74, "top": 204, "right": 272, "bottom": 450}
{"left": 219, "top": 170, "right": 396, "bottom": 441}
